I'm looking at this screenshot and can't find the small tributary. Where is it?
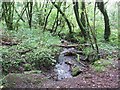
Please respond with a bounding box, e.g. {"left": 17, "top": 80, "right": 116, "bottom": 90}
{"left": 54, "top": 48, "right": 85, "bottom": 80}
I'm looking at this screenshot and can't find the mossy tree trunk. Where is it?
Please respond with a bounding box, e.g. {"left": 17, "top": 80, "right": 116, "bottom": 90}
{"left": 51, "top": 1, "right": 72, "bottom": 34}
{"left": 96, "top": 0, "right": 111, "bottom": 41}
{"left": 43, "top": 5, "right": 53, "bottom": 32}
{"left": 52, "top": 2, "right": 62, "bottom": 34}
{"left": 81, "top": 0, "right": 86, "bottom": 28}
{"left": 26, "top": 2, "right": 33, "bottom": 29}
{"left": 2, "top": 2, "right": 14, "bottom": 30}
{"left": 72, "top": 0, "right": 87, "bottom": 40}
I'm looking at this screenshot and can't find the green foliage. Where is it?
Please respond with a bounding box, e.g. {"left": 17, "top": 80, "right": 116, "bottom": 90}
{"left": 1, "top": 28, "right": 60, "bottom": 74}
{"left": 92, "top": 59, "right": 112, "bottom": 72}
{"left": 23, "top": 64, "right": 32, "bottom": 71}
{"left": 72, "top": 33, "right": 85, "bottom": 44}
{"left": 25, "top": 47, "right": 57, "bottom": 69}
{"left": 2, "top": 49, "right": 23, "bottom": 73}
{"left": 83, "top": 47, "right": 93, "bottom": 56}
{"left": 1, "top": 1, "right": 118, "bottom": 80}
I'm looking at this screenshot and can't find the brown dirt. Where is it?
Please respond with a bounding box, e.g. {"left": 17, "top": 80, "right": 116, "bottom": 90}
{"left": 3, "top": 58, "right": 119, "bottom": 88}
{"left": 41, "top": 60, "right": 119, "bottom": 88}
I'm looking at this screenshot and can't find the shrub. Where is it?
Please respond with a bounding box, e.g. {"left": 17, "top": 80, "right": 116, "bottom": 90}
{"left": 1, "top": 28, "right": 60, "bottom": 74}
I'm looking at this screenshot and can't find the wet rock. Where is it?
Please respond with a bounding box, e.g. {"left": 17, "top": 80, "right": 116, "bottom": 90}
{"left": 65, "top": 60, "right": 74, "bottom": 66}
{"left": 55, "top": 47, "right": 86, "bottom": 80}
{"left": 61, "top": 48, "right": 77, "bottom": 56}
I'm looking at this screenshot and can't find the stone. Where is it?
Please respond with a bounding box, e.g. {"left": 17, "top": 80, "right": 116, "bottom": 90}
{"left": 71, "top": 66, "right": 82, "bottom": 76}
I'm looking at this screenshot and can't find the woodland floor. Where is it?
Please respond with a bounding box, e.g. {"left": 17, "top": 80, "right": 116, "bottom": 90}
{"left": 3, "top": 56, "right": 119, "bottom": 88}
{"left": 41, "top": 59, "right": 119, "bottom": 88}
{"left": 1, "top": 36, "right": 119, "bottom": 88}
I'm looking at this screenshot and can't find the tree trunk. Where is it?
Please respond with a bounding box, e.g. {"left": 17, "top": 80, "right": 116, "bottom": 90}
{"left": 51, "top": 1, "right": 72, "bottom": 34}
{"left": 29, "top": 2, "right": 33, "bottom": 29}
{"left": 96, "top": 0, "right": 111, "bottom": 41}
{"left": 26, "top": 2, "right": 33, "bottom": 29}
{"left": 2, "top": 2, "right": 14, "bottom": 30}
{"left": 52, "top": 2, "right": 62, "bottom": 34}
{"left": 43, "top": 6, "right": 53, "bottom": 32}
{"left": 81, "top": 1, "right": 86, "bottom": 28}
{"left": 72, "top": 0, "right": 87, "bottom": 40}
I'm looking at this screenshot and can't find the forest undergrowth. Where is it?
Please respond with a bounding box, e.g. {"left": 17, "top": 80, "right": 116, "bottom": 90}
{"left": 0, "top": 27, "right": 118, "bottom": 88}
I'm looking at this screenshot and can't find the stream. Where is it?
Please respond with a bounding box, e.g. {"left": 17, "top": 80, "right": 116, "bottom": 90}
{"left": 54, "top": 48, "right": 85, "bottom": 80}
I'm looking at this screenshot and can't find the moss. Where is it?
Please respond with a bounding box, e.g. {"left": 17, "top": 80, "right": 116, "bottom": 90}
{"left": 71, "top": 66, "right": 81, "bottom": 76}
{"left": 24, "top": 70, "right": 41, "bottom": 74}
{"left": 92, "top": 59, "right": 112, "bottom": 72}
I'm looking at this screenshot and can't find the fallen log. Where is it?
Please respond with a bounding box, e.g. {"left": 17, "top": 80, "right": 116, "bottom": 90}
{"left": 52, "top": 43, "right": 90, "bottom": 48}
{"left": 52, "top": 44, "right": 79, "bottom": 48}
{"left": 1, "top": 40, "right": 18, "bottom": 46}
{"left": 17, "top": 49, "right": 32, "bottom": 55}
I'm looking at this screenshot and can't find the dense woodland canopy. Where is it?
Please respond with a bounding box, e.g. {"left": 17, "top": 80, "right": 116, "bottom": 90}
{"left": 0, "top": 0, "right": 119, "bottom": 88}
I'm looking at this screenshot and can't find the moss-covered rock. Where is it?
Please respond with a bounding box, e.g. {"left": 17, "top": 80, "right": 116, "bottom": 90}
{"left": 71, "top": 66, "right": 81, "bottom": 76}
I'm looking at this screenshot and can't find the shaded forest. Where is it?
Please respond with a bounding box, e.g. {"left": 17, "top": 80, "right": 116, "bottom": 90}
{"left": 0, "top": 0, "right": 119, "bottom": 88}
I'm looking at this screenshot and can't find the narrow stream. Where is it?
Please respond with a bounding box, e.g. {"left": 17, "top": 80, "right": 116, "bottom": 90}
{"left": 54, "top": 48, "right": 77, "bottom": 80}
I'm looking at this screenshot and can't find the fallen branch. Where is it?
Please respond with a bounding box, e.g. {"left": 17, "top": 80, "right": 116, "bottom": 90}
{"left": 17, "top": 49, "right": 32, "bottom": 55}
{"left": 53, "top": 44, "right": 79, "bottom": 48}
{"left": 1, "top": 41, "right": 18, "bottom": 46}
{"left": 52, "top": 43, "right": 90, "bottom": 48}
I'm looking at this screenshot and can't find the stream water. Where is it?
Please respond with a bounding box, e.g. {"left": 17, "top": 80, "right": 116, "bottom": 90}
{"left": 54, "top": 48, "right": 77, "bottom": 80}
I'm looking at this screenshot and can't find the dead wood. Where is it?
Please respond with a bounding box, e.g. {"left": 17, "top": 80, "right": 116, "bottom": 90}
{"left": 52, "top": 43, "right": 90, "bottom": 48}
{"left": 17, "top": 49, "right": 32, "bottom": 55}
{"left": 1, "top": 40, "right": 18, "bottom": 46}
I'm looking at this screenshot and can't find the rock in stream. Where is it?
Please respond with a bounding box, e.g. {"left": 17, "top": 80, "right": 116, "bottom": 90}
{"left": 54, "top": 48, "right": 83, "bottom": 80}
